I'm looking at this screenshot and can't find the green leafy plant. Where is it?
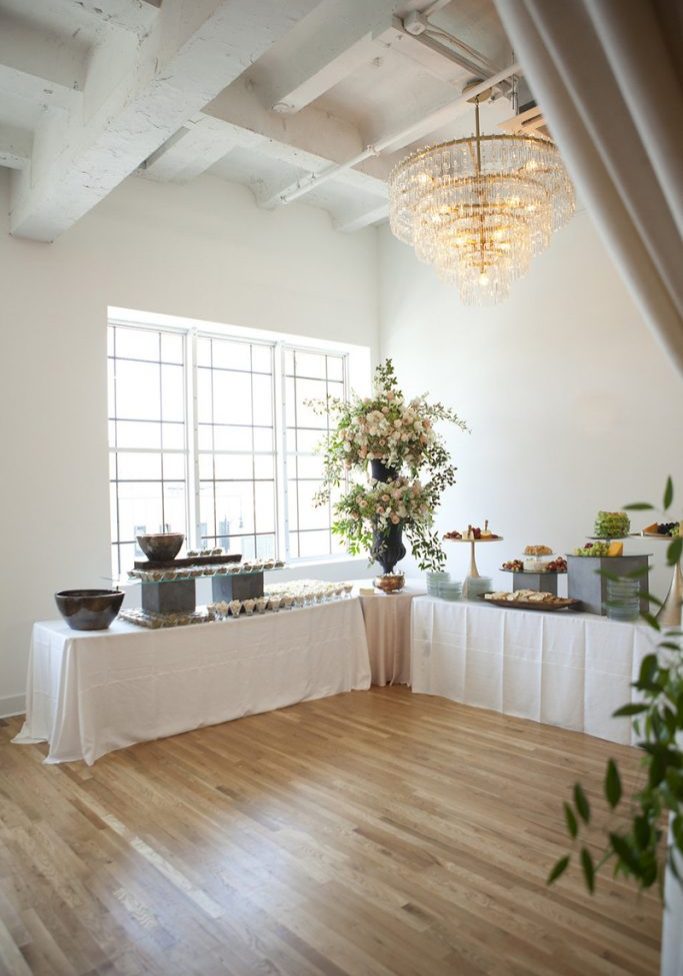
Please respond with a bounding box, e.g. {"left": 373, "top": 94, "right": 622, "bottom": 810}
{"left": 549, "top": 477, "right": 683, "bottom": 895}
{"left": 309, "top": 359, "right": 468, "bottom": 571}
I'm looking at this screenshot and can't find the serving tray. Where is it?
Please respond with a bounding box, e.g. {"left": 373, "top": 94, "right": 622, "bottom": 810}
{"left": 134, "top": 552, "right": 242, "bottom": 570}
{"left": 480, "top": 595, "right": 581, "bottom": 612}
{"left": 499, "top": 568, "right": 566, "bottom": 575}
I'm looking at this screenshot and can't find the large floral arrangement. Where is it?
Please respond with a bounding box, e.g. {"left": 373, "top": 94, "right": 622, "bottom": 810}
{"left": 311, "top": 360, "right": 467, "bottom": 571}
{"left": 320, "top": 360, "right": 464, "bottom": 479}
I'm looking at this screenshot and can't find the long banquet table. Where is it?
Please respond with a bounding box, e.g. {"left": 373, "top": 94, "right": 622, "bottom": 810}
{"left": 411, "top": 595, "right": 658, "bottom": 745}
{"left": 15, "top": 598, "right": 371, "bottom": 765}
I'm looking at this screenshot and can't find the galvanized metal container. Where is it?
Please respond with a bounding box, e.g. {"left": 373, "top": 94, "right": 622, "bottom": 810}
{"left": 567, "top": 554, "right": 649, "bottom": 615}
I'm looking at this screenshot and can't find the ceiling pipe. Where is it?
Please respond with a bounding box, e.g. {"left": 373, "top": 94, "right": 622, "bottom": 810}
{"left": 274, "top": 62, "right": 520, "bottom": 207}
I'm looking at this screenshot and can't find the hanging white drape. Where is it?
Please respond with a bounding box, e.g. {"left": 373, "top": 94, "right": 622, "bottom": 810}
{"left": 494, "top": 0, "right": 683, "bottom": 377}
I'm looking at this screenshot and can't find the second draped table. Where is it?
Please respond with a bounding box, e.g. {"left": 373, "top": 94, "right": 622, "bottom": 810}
{"left": 357, "top": 580, "right": 426, "bottom": 685}
{"left": 411, "top": 595, "right": 657, "bottom": 745}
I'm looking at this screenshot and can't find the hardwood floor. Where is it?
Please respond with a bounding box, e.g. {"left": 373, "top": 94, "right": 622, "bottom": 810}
{"left": 0, "top": 688, "right": 661, "bottom": 976}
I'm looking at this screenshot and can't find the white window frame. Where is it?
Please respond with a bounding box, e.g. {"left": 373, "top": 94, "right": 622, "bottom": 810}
{"left": 108, "top": 312, "right": 354, "bottom": 574}
{"left": 280, "top": 342, "right": 349, "bottom": 563}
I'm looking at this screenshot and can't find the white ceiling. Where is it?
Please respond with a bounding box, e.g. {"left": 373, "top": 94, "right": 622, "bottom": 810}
{"left": 0, "top": 0, "right": 519, "bottom": 242}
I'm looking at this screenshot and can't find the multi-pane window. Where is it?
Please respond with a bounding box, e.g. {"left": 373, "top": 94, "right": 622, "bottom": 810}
{"left": 108, "top": 324, "right": 188, "bottom": 578}
{"left": 195, "top": 335, "right": 276, "bottom": 560}
{"left": 284, "top": 348, "right": 346, "bottom": 558}
{"left": 108, "top": 321, "right": 348, "bottom": 577}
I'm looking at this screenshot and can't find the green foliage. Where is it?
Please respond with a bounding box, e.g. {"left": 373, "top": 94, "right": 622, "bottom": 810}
{"left": 564, "top": 802, "right": 578, "bottom": 838}
{"left": 574, "top": 783, "right": 591, "bottom": 824}
{"left": 580, "top": 848, "right": 595, "bottom": 893}
{"left": 547, "top": 856, "right": 570, "bottom": 884}
{"left": 605, "top": 760, "right": 621, "bottom": 809}
{"left": 309, "top": 359, "right": 468, "bottom": 571}
{"left": 549, "top": 479, "right": 683, "bottom": 896}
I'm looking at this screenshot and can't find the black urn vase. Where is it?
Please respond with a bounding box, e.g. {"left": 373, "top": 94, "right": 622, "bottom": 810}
{"left": 370, "top": 459, "right": 398, "bottom": 483}
{"left": 369, "top": 459, "right": 405, "bottom": 574}
{"left": 371, "top": 521, "right": 406, "bottom": 575}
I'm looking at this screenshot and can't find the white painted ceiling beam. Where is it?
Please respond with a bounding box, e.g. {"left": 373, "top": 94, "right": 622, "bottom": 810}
{"left": 203, "top": 82, "right": 395, "bottom": 195}
{"left": 141, "top": 115, "right": 250, "bottom": 183}
{"left": 0, "top": 12, "right": 87, "bottom": 104}
{"left": 266, "top": 64, "right": 517, "bottom": 208}
{"left": 333, "top": 202, "right": 389, "bottom": 233}
{"left": 9, "top": 0, "right": 320, "bottom": 241}
{"left": 262, "top": 0, "right": 398, "bottom": 114}
{"left": 0, "top": 125, "right": 32, "bottom": 170}
{"left": 60, "top": 0, "right": 162, "bottom": 37}
{"left": 383, "top": 21, "right": 491, "bottom": 84}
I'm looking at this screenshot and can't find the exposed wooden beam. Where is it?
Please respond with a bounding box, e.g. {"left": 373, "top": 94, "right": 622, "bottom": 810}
{"left": 10, "top": 0, "right": 319, "bottom": 242}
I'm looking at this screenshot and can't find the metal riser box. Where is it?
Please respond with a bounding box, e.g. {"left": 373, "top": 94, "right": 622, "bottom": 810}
{"left": 511, "top": 572, "right": 558, "bottom": 595}
{"left": 211, "top": 572, "right": 264, "bottom": 603}
{"left": 567, "top": 555, "right": 649, "bottom": 615}
{"left": 141, "top": 579, "right": 196, "bottom": 614}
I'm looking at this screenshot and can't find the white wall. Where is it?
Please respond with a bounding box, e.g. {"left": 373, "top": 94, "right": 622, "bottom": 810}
{"left": 378, "top": 212, "right": 683, "bottom": 596}
{"left": 0, "top": 171, "right": 379, "bottom": 714}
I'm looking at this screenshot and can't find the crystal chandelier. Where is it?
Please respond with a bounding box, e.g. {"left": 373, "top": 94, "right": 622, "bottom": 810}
{"left": 388, "top": 93, "right": 575, "bottom": 305}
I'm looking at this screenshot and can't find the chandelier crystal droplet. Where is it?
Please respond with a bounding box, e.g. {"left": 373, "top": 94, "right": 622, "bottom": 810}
{"left": 388, "top": 99, "right": 575, "bottom": 305}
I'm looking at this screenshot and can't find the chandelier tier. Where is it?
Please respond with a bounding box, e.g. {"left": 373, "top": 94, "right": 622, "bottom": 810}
{"left": 388, "top": 96, "right": 575, "bottom": 305}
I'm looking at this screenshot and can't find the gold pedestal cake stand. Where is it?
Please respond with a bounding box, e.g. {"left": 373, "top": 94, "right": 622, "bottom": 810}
{"left": 445, "top": 537, "right": 504, "bottom": 578}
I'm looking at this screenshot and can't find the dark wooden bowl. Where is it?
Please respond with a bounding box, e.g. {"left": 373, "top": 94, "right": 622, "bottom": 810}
{"left": 137, "top": 533, "right": 184, "bottom": 561}
{"left": 55, "top": 589, "right": 124, "bottom": 631}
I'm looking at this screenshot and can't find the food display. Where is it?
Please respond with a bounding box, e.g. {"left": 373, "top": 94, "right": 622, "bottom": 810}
{"left": 573, "top": 541, "right": 626, "bottom": 557}
{"left": 484, "top": 589, "right": 579, "bottom": 610}
{"left": 120, "top": 607, "right": 213, "bottom": 629}
{"left": 444, "top": 520, "right": 500, "bottom": 541}
{"left": 502, "top": 556, "right": 567, "bottom": 574}
{"left": 643, "top": 521, "right": 681, "bottom": 537}
{"left": 593, "top": 511, "right": 630, "bottom": 538}
{"left": 374, "top": 572, "right": 405, "bottom": 593}
{"left": 128, "top": 557, "right": 285, "bottom": 584}
{"left": 265, "top": 580, "right": 353, "bottom": 602}
{"left": 120, "top": 580, "right": 354, "bottom": 626}
{"left": 523, "top": 544, "right": 553, "bottom": 556}
{"left": 501, "top": 559, "right": 524, "bottom": 572}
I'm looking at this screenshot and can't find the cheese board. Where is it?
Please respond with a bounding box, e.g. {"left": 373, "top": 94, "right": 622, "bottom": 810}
{"left": 481, "top": 594, "right": 581, "bottom": 612}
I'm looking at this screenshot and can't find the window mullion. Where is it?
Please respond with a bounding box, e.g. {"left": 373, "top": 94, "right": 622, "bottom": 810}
{"left": 276, "top": 344, "right": 290, "bottom": 562}
{"left": 188, "top": 329, "right": 201, "bottom": 550}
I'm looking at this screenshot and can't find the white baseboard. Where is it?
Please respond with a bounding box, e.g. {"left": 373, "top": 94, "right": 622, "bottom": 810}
{"left": 0, "top": 694, "right": 25, "bottom": 719}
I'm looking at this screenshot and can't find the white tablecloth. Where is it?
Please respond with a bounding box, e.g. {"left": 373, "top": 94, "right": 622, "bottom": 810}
{"left": 358, "top": 581, "right": 425, "bottom": 685}
{"left": 14, "top": 598, "right": 371, "bottom": 765}
{"left": 411, "top": 596, "right": 657, "bottom": 745}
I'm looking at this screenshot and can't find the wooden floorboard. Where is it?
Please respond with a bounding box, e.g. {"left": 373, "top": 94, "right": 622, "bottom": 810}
{"left": 0, "top": 689, "right": 661, "bottom": 975}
